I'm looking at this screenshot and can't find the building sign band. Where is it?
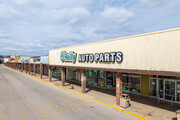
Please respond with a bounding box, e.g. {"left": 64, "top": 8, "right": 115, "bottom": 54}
{"left": 61, "top": 51, "right": 77, "bottom": 63}
{"left": 61, "top": 51, "right": 123, "bottom": 64}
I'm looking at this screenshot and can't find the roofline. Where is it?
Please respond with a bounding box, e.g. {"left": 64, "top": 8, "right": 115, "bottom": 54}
{"left": 49, "top": 27, "right": 180, "bottom": 51}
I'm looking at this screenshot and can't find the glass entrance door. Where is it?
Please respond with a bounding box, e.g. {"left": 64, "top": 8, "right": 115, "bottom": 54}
{"left": 177, "top": 82, "right": 180, "bottom": 102}
{"left": 150, "top": 79, "right": 157, "bottom": 97}
{"left": 165, "top": 80, "right": 175, "bottom": 101}
{"left": 158, "top": 80, "right": 164, "bottom": 98}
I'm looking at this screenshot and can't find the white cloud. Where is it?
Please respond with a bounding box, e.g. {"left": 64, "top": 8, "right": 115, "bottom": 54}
{"left": 101, "top": 7, "right": 134, "bottom": 24}
{"left": 2, "top": 47, "right": 22, "bottom": 51}
{"left": 15, "top": 0, "right": 30, "bottom": 5}
{"left": 18, "top": 21, "right": 31, "bottom": 26}
{"left": 140, "top": 0, "right": 180, "bottom": 7}
{"left": 0, "top": 3, "right": 18, "bottom": 18}
{"left": 14, "top": 0, "right": 94, "bottom": 11}
{"left": 0, "top": 33, "right": 15, "bottom": 37}
{"left": 0, "top": 39, "right": 46, "bottom": 49}
{"left": 51, "top": 7, "right": 90, "bottom": 25}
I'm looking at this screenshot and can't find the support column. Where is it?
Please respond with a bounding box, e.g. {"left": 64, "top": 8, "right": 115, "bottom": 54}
{"left": 16, "top": 63, "right": 18, "bottom": 70}
{"left": 34, "top": 63, "right": 36, "bottom": 76}
{"left": 17, "top": 63, "right": 19, "bottom": 70}
{"left": 19, "top": 63, "right": 21, "bottom": 71}
{"left": 116, "top": 72, "right": 123, "bottom": 105}
{"left": 29, "top": 64, "right": 31, "bottom": 74}
{"left": 40, "top": 64, "right": 43, "bottom": 79}
{"left": 21, "top": 63, "right": 23, "bottom": 72}
{"left": 81, "top": 69, "right": 86, "bottom": 93}
{"left": 49, "top": 66, "right": 52, "bottom": 82}
{"left": 61, "top": 68, "right": 65, "bottom": 86}
{"left": 25, "top": 63, "right": 27, "bottom": 73}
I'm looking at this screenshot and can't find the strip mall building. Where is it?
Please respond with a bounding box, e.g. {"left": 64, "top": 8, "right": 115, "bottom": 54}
{"left": 49, "top": 28, "right": 180, "bottom": 105}
{"left": 4, "top": 28, "right": 180, "bottom": 105}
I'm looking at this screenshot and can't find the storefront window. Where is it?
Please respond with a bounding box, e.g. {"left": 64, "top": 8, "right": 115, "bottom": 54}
{"left": 106, "top": 72, "right": 113, "bottom": 88}
{"left": 177, "top": 82, "right": 180, "bottom": 102}
{"left": 52, "top": 67, "right": 57, "bottom": 78}
{"left": 66, "top": 68, "right": 81, "bottom": 81}
{"left": 52, "top": 67, "right": 61, "bottom": 80}
{"left": 31, "top": 65, "right": 33, "bottom": 72}
{"left": 129, "top": 76, "right": 140, "bottom": 93}
{"left": 150, "top": 79, "right": 157, "bottom": 97}
{"left": 86, "top": 70, "right": 114, "bottom": 88}
{"left": 27, "top": 65, "right": 29, "bottom": 71}
{"left": 56, "top": 68, "right": 61, "bottom": 80}
{"left": 93, "top": 70, "right": 98, "bottom": 85}
{"left": 43, "top": 65, "right": 49, "bottom": 76}
{"left": 165, "top": 81, "right": 175, "bottom": 101}
{"left": 122, "top": 74, "right": 140, "bottom": 93}
{"left": 36, "top": 65, "right": 40, "bottom": 74}
{"left": 86, "top": 70, "right": 99, "bottom": 86}
{"left": 158, "top": 79, "right": 164, "bottom": 98}
{"left": 86, "top": 70, "right": 93, "bottom": 84}
{"left": 122, "top": 75, "right": 129, "bottom": 91}
{"left": 98, "top": 71, "right": 106, "bottom": 87}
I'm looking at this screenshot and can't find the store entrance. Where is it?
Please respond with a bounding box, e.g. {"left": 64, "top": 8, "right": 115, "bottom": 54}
{"left": 165, "top": 80, "right": 175, "bottom": 101}
{"left": 150, "top": 75, "right": 180, "bottom": 103}
{"left": 158, "top": 80, "right": 176, "bottom": 101}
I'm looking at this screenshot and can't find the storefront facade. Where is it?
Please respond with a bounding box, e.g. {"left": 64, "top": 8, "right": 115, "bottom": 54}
{"left": 40, "top": 56, "right": 49, "bottom": 76}
{"left": 50, "top": 28, "right": 180, "bottom": 104}
{"left": 18, "top": 56, "right": 30, "bottom": 63}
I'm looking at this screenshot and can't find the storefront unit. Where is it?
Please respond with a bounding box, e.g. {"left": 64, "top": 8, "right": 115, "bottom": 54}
{"left": 18, "top": 56, "right": 30, "bottom": 63}
{"left": 40, "top": 56, "right": 49, "bottom": 77}
{"left": 3, "top": 58, "right": 9, "bottom": 63}
{"left": 10, "top": 56, "right": 15, "bottom": 62}
{"left": 43, "top": 65, "right": 49, "bottom": 76}
{"left": 29, "top": 58, "right": 34, "bottom": 73}
{"left": 49, "top": 28, "right": 180, "bottom": 105}
{"left": 150, "top": 75, "right": 180, "bottom": 103}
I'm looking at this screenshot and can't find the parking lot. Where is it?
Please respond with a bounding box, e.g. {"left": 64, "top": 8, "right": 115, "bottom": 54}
{"left": 0, "top": 65, "right": 142, "bottom": 120}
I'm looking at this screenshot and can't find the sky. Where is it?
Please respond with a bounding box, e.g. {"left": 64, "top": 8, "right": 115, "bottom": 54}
{"left": 0, "top": 0, "right": 180, "bottom": 56}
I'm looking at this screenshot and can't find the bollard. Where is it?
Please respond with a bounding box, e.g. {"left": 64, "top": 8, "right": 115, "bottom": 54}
{"left": 176, "top": 110, "right": 180, "bottom": 120}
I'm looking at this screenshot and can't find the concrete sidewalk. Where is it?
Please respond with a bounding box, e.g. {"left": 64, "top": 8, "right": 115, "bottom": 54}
{"left": 20, "top": 70, "right": 180, "bottom": 120}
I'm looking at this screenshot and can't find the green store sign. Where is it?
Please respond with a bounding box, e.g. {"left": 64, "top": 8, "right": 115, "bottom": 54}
{"left": 60, "top": 51, "right": 77, "bottom": 64}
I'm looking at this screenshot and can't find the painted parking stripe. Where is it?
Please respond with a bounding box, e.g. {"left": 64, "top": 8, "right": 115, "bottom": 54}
{"left": 35, "top": 106, "right": 47, "bottom": 117}
{"left": 18, "top": 110, "right": 25, "bottom": 120}
{"left": 63, "top": 101, "right": 77, "bottom": 108}
{"left": 74, "top": 98, "right": 89, "bottom": 104}
{"left": 49, "top": 104, "right": 63, "bottom": 112}
{"left": 6, "top": 66, "right": 149, "bottom": 120}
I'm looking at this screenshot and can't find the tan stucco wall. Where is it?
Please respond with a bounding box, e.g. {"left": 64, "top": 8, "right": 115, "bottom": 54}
{"left": 49, "top": 28, "right": 180, "bottom": 73}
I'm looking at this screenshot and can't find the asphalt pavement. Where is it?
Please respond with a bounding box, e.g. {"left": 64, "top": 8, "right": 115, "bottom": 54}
{"left": 0, "top": 65, "right": 141, "bottom": 120}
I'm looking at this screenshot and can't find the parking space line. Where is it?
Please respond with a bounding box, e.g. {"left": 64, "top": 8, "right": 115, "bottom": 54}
{"left": 0, "top": 114, "right": 1, "bottom": 120}
{"left": 35, "top": 106, "right": 47, "bottom": 117}
{"left": 49, "top": 104, "right": 63, "bottom": 112}
{"left": 18, "top": 110, "right": 25, "bottom": 120}
{"left": 74, "top": 98, "right": 88, "bottom": 104}
{"left": 63, "top": 101, "right": 77, "bottom": 108}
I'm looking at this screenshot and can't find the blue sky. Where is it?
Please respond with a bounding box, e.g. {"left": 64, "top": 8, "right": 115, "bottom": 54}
{"left": 0, "top": 0, "right": 180, "bottom": 56}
